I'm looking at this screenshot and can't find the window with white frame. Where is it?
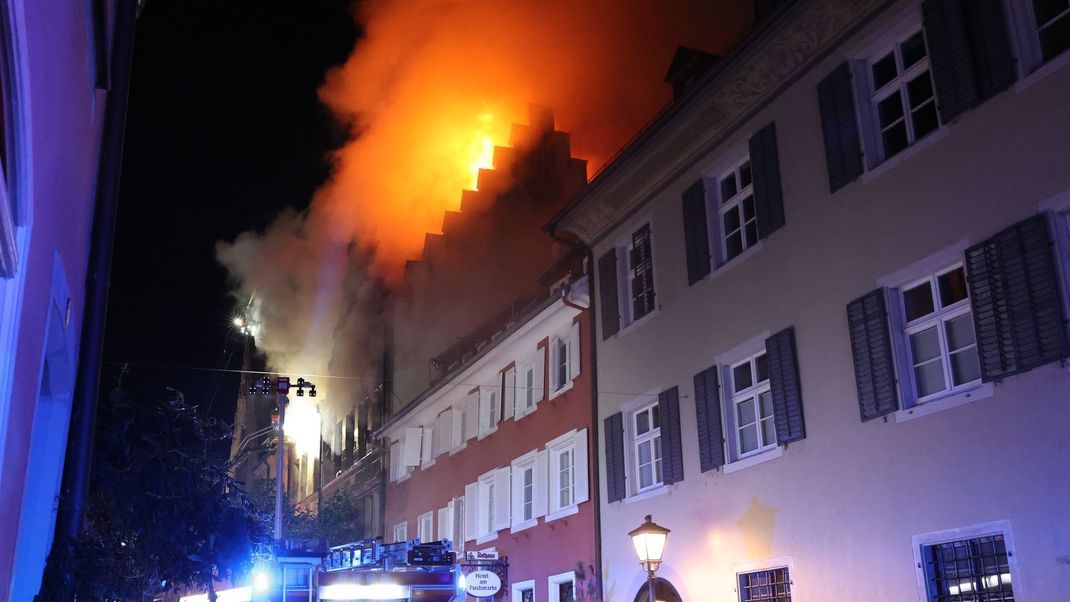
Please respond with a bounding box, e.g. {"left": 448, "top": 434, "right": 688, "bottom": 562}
{"left": 717, "top": 157, "right": 757, "bottom": 262}
{"left": 478, "top": 386, "right": 499, "bottom": 438}
{"left": 1019, "top": 0, "right": 1070, "bottom": 65}
{"left": 512, "top": 580, "right": 535, "bottom": 602}
{"left": 437, "top": 505, "right": 451, "bottom": 542}
{"left": 728, "top": 352, "right": 776, "bottom": 459}
{"left": 548, "top": 571, "right": 576, "bottom": 602}
{"left": 433, "top": 409, "right": 451, "bottom": 457}
{"left": 867, "top": 27, "right": 939, "bottom": 161}
{"left": 554, "top": 445, "right": 574, "bottom": 509}
{"left": 633, "top": 403, "right": 662, "bottom": 492}
{"left": 897, "top": 265, "right": 981, "bottom": 403}
{"left": 518, "top": 361, "right": 537, "bottom": 415}
{"left": 392, "top": 521, "right": 407, "bottom": 543}
{"left": 511, "top": 453, "right": 539, "bottom": 528}
{"left": 483, "top": 479, "right": 495, "bottom": 536}
{"left": 550, "top": 323, "right": 580, "bottom": 395}
{"left": 919, "top": 533, "right": 1015, "bottom": 601}
{"left": 417, "top": 511, "right": 434, "bottom": 543}
{"left": 737, "top": 566, "right": 792, "bottom": 602}
{"left": 551, "top": 335, "right": 568, "bottom": 392}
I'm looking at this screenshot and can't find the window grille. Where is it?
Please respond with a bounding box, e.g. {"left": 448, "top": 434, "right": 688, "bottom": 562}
{"left": 738, "top": 567, "right": 791, "bottom": 602}
{"left": 923, "top": 534, "right": 1014, "bottom": 601}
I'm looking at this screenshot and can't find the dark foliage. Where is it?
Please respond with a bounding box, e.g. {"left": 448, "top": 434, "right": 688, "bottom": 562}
{"left": 61, "top": 388, "right": 268, "bottom": 600}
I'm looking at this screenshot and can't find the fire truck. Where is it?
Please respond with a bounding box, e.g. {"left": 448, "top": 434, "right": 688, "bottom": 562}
{"left": 317, "top": 538, "right": 463, "bottom": 601}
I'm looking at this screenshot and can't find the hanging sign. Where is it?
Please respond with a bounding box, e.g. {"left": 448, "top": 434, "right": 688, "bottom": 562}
{"left": 465, "top": 570, "right": 502, "bottom": 598}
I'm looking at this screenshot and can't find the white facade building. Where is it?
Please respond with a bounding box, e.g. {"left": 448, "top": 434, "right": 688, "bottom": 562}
{"left": 551, "top": 0, "right": 1070, "bottom": 600}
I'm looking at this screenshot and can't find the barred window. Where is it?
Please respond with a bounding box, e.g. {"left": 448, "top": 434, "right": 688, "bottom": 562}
{"left": 738, "top": 567, "right": 791, "bottom": 602}
{"left": 922, "top": 534, "right": 1015, "bottom": 601}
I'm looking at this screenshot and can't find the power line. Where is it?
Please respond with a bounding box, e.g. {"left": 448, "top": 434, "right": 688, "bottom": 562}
{"left": 102, "top": 360, "right": 679, "bottom": 398}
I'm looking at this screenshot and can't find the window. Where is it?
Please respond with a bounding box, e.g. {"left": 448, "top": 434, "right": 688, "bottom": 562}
{"left": 392, "top": 521, "right": 407, "bottom": 543}
{"left": 512, "top": 580, "right": 535, "bottom": 602}
{"left": 511, "top": 450, "right": 546, "bottom": 530}
{"left": 548, "top": 571, "right": 576, "bottom": 602}
{"left": 1030, "top": 0, "right": 1070, "bottom": 63}
{"left": 417, "top": 511, "right": 434, "bottom": 543}
{"left": 0, "top": 24, "right": 18, "bottom": 279}
{"left": 738, "top": 567, "right": 792, "bottom": 602}
{"left": 478, "top": 386, "right": 499, "bottom": 438}
{"left": 437, "top": 505, "right": 451, "bottom": 542}
{"left": 921, "top": 534, "right": 1015, "bottom": 601}
{"left": 717, "top": 157, "right": 757, "bottom": 262}
{"left": 552, "top": 336, "right": 568, "bottom": 391}
{"left": 473, "top": 467, "right": 510, "bottom": 540}
{"left": 898, "top": 265, "right": 980, "bottom": 403}
{"left": 550, "top": 323, "right": 581, "bottom": 396}
{"left": 627, "top": 224, "right": 656, "bottom": 322}
{"left": 868, "top": 28, "right": 938, "bottom": 161}
{"left": 519, "top": 362, "right": 537, "bottom": 414}
{"left": 555, "top": 446, "right": 574, "bottom": 508}
{"left": 633, "top": 403, "right": 662, "bottom": 492}
{"left": 433, "top": 410, "right": 451, "bottom": 457}
{"left": 729, "top": 352, "right": 775, "bottom": 458}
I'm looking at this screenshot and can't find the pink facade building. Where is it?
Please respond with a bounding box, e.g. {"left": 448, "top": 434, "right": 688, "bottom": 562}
{"left": 0, "top": 0, "right": 131, "bottom": 597}
{"left": 379, "top": 276, "right": 597, "bottom": 602}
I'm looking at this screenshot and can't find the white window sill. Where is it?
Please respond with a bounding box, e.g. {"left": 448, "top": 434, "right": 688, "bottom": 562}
{"left": 1015, "top": 49, "right": 1070, "bottom": 94}
{"left": 395, "top": 472, "right": 413, "bottom": 484}
{"left": 545, "top": 504, "right": 579, "bottom": 523}
{"left": 548, "top": 381, "right": 574, "bottom": 401}
{"left": 449, "top": 443, "right": 467, "bottom": 456}
{"left": 421, "top": 459, "right": 436, "bottom": 470}
{"left": 615, "top": 307, "right": 660, "bottom": 339}
{"left": 623, "top": 485, "right": 668, "bottom": 504}
{"left": 707, "top": 240, "right": 765, "bottom": 283}
{"left": 895, "top": 383, "right": 994, "bottom": 423}
{"left": 475, "top": 533, "right": 498, "bottom": 545}
{"left": 861, "top": 128, "right": 949, "bottom": 186}
{"left": 723, "top": 445, "right": 783, "bottom": 474}
{"left": 477, "top": 426, "right": 498, "bottom": 441}
{"left": 510, "top": 518, "right": 538, "bottom": 534}
{"left": 514, "top": 406, "right": 537, "bottom": 421}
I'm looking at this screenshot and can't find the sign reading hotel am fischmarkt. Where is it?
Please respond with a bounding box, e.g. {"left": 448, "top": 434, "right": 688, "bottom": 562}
{"left": 465, "top": 570, "right": 502, "bottom": 598}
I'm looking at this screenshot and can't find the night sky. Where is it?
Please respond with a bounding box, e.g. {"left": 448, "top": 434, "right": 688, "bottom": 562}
{"left": 102, "top": 0, "right": 358, "bottom": 421}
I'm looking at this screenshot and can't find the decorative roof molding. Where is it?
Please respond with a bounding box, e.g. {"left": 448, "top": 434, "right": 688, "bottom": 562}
{"left": 555, "top": 0, "right": 887, "bottom": 244}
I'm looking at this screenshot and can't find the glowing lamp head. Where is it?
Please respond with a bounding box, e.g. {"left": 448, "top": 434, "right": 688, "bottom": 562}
{"left": 629, "top": 514, "right": 670, "bottom": 572}
{"left": 457, "top": 572, "right": 467, "bottom": 592}
{"left": 233, "top": 316, "right": 245, "bottom": 328}
{"left": 252, "top": 568, "right": 271, "bottom": 593}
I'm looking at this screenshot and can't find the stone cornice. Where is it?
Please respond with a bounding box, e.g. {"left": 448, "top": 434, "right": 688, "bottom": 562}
{"left": 554, "top": 0, "right": 887, "bottom": 245}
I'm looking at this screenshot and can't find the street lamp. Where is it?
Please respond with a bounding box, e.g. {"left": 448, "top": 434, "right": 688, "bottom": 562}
{"left": 629, "top": 514, "right": 670, "bottom": 602}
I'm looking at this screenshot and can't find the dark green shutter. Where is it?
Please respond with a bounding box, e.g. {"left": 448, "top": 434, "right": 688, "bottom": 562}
{"left": 749, "top": 122, "right": 785, "bottom": 238}
{"left": 923, "top": 0, "right": 1015, "bottom": 123}
{"left": 818, "top": 62, "right": 863, "bottom": 193}
{"left": 846, "top": 289, "right": 900, "bottom": 421}
{"left": 658, "top": 386, "right": 685, "bottom": 484}
{"left": 965, "top": 213, "right": 1069, "bottom": 381}
{"left": 766, "top": 327, "right": 805, "bottom": 443}
{"left": 604, "top": 412, "right": 627, "bottom": 503}
{"left": 693, "top": 365, "right": 725, "bottom": 472}
{"left": 682, "top": 180, "right": 711, "bottom": 285}
{"left": 598, "top": 249, "right": 620, "bottom": 339}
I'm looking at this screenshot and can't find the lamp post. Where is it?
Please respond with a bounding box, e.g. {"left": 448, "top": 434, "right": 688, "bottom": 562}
{"left": 629, "top": 515, "right": 670, "bottom": 602}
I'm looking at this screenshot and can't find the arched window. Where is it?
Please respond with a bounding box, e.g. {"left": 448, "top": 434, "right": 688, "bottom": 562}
{"left": 632, "top": 577, "right": 683, "bottom": 602}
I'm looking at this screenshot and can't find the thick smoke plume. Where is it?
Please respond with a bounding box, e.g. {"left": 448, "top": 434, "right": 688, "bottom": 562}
{"left": 217, "top": 0, "right": 751, "bottom": 450}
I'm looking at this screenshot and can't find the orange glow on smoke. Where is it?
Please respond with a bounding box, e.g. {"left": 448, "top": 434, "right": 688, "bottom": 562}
{"left": 309, "top": 0, "right": 752, "bottom": 280}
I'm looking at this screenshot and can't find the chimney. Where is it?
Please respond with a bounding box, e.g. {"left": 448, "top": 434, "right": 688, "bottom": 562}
{"left": 664, "top": 46, "right": 719, "bottom": 101}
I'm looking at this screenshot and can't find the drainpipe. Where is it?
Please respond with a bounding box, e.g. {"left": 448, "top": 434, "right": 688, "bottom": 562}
{"left": 40, "top": 0, "right": 139, "bottom": 596}
{"left": 547, "top": 229, "right": 604, "bottom": 599}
